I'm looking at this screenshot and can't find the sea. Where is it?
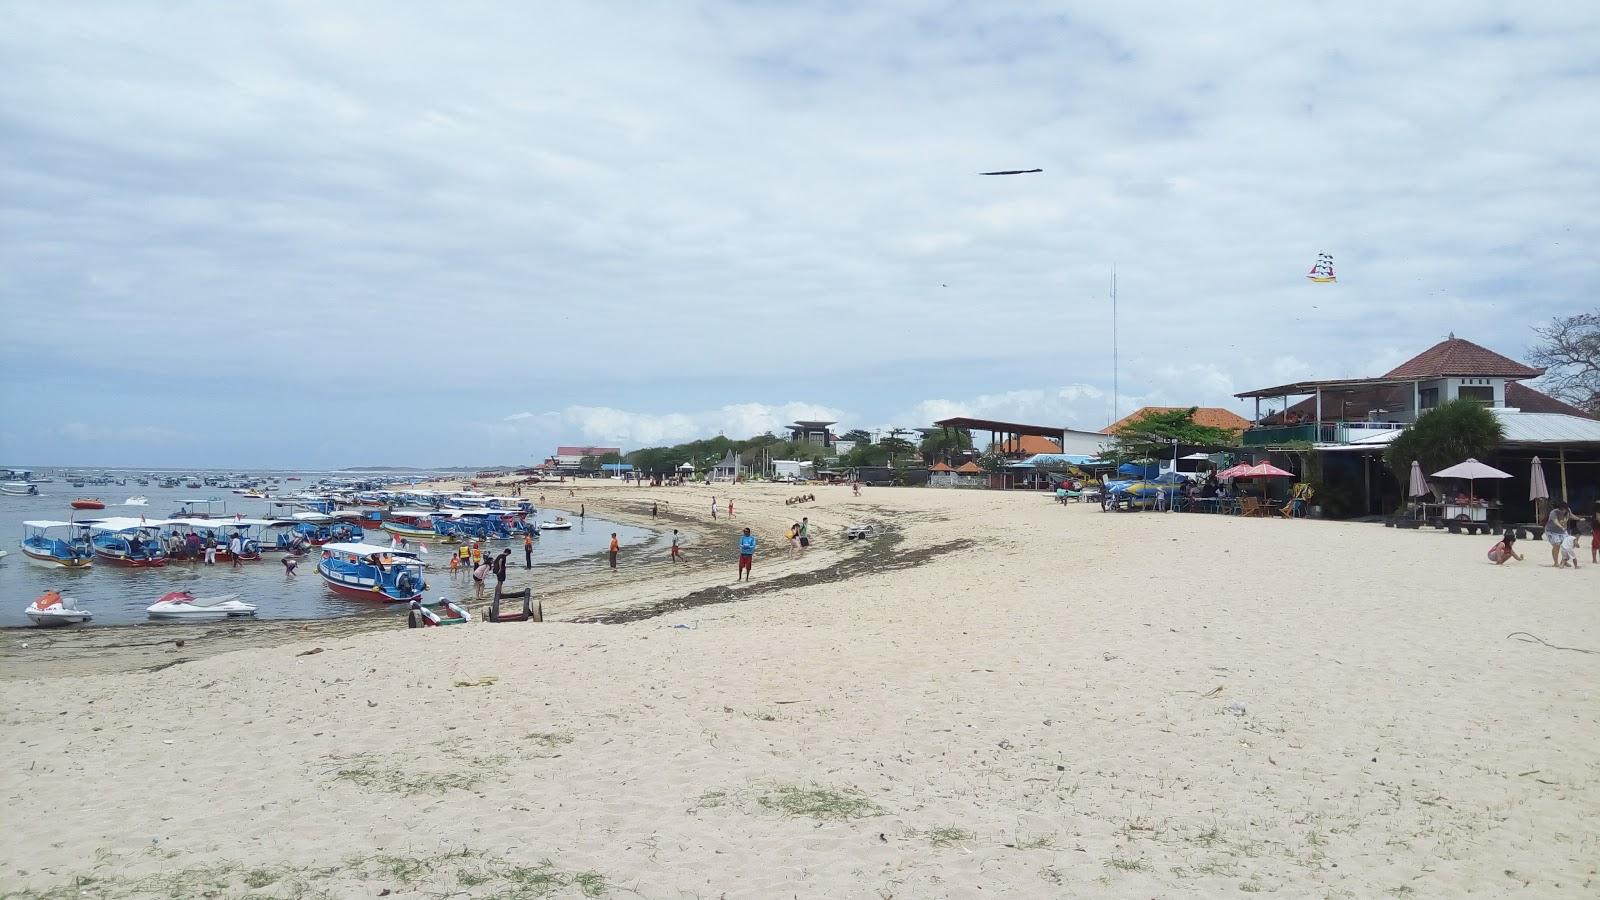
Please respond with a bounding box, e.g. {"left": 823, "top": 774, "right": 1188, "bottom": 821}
{"left": 0, "top": 478, "right": 652, "bottom": 627}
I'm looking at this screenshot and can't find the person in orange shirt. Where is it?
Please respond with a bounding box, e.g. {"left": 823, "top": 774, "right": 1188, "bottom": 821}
{"left": 523, "top": 531, "right": 534, "bottom": 568}
{"left": 608, "top": 533, "right": 620, "bottom": 571}
{"left": 469, "top": 542, "right": 482, "bottom": 567}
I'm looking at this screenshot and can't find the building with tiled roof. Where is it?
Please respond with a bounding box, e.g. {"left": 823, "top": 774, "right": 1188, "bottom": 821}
{"left": 1100, "top": 407, "right": 1251, "bottom": 436}
{"left": 989, "top": 434, "right": 1062, "bottom": 456}
{"left": 1384, "top": 335, "right": 1543, "bottom": 380}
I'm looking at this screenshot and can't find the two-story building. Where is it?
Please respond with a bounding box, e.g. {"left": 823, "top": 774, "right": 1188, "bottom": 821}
{"left": 1235, "top": 335, "right": 1599, "bottom": 520}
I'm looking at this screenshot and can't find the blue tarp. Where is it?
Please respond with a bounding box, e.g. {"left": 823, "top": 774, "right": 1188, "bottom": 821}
{"left": 600, "top": 463, "right": 634, "bottom": 472}
{"left": 1118, "top": 462, "right": 1159, "bottom": 479}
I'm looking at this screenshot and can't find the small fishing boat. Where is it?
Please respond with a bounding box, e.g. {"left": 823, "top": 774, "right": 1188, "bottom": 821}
{"left": 87, "top": 518, "right": 168, "bottom": 567}
{"left": 1, "top": 482, "right": 40, "bottom": 496}
{"left": 124, "top": 496, "right": 149, "bottom": 506}
{"left": 318, "top": 542, "right": 427, "bottom": 602}
{"left": 20, "top": 521, "right": 93, "bottom": 568}
{"left": 146, "top": 590, "right": 257, "bottom": 620}
{"left": 380, "top": 510, "right": 438, "bottom": 539}
{"left": 70, "top": 498, "right": 106, "bottom": 510}
{"left": 25, "top": 591, "right": 92, "bottom": 627}
{"left": 407, "top": 596, "right": 471, "bottom": 626}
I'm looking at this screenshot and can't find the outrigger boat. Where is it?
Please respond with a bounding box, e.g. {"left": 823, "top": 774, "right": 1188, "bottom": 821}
{"left": 86, "top": 518, "right": 169, "bottom": 567}
{"left": 318, "top": 542, "right": 427, "bottom": 602}
{"left": 380, "top": 509, "right": 438, "bottom": 540}
{"left": 20, "top": 521, "right": 94, "bottom": 568}
{"left": 162, "top": 518, "right": 272, "bottom": 562}
{"left": 2, "top": 482, "right": 40, "bottom": 496}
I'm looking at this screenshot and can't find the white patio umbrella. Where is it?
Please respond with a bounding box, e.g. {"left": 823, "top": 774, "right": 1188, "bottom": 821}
{"left": 1407, "top": 460, "right": 1428, "bottom": 498}
{"left": 1431, "top": 458, "right": 1513, "bottom": 503}
{"left": 1528, "top": 456, "right": 1550, "bottom": 502}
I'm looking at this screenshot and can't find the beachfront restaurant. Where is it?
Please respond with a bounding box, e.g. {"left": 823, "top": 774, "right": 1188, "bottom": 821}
{"left": 1234, "top": 336, "right": 1600, "bottom": 522}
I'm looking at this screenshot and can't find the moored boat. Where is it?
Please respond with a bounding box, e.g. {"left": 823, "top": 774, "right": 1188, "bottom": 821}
{"left": 2, "top": 482, "right": 40, "bottom": 496}
{"left": 87, "top": 518, "right": 169, "bottom": 567}
{"left": 380, "top": 510, "right": 437, "bottom": 539}
{"left": 318, "top": 542, "right": 427, "bottom": 602}
{"left": 25, "top": 591, "right": 92, "bottom": 627}
{"left": 539, "top": 517, "right": 573, "bottom": 530}
{"left": 20, "top": 521, "right": 93, "bottom": 568}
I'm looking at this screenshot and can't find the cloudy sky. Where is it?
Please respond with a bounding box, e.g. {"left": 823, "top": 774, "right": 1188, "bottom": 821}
{"left": 2, "top": 2, "right": 1595, "bottom": 468}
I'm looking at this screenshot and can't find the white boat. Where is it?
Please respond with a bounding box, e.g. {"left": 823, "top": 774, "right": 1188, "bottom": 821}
{"left": 2, "top": 482, "right": 39, "bottom": 496}
{"left": 124, "top": 496, "right": 149, "bottom": 506}
{"left": 146, "top": 590, "right": 257, "bottom": 620}
{"left": 25, "top": 591, "right": 92, "bottom": 627}
{"left": 539, "top": 519, "right": 573, "bottom": 530}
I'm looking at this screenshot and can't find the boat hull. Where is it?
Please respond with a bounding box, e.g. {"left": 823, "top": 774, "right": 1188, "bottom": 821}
{"left": 26, "top": 610, "right": 91, "bottom": 627}
{"left": 381, "top": 522, "right": 436, "bottom": 538}
{"left": 70, "top": 500, "right": 105, "bottom": 510}
{"left": 21, "top": 547, "right": 92, "bottom": 568}
{"left": 320, "top": 573, "right": 423, "bottom": 603}
{"left": 93, "top": 550, "right": 168, "bottom": 568}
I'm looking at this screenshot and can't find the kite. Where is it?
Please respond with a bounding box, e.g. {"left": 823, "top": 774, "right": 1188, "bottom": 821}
{"left": 1306, "top": 252, "right": 1337, "bottom": 283}
{"left": 979, "top": 168, "right": 1043, "bottom": 175}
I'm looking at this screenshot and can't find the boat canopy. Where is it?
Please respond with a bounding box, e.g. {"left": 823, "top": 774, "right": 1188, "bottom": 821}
{"left": 167, "top": 517, "right": 284, "bottom": 528}
{"left": 292, "top": 512, "right": 334, "bottom": 522}
{"left": 323, "top": 542, "right": 425, "bottom": 560}
{"left": 22, "top": 520, "right": 79, "bottom": 529}
{"left": 83, "top": 517, "right": 171, "bottom": 533}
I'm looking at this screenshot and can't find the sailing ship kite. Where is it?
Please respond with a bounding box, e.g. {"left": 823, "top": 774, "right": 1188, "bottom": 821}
{"left": 1306, "top": 252, "right": 1337, "bottom": 283}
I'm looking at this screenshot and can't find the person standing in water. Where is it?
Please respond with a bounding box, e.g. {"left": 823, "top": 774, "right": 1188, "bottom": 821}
{"left": 711, "top": 496, "right": 717, "bottom": 520}
{"left": 608, "top": 532, "right": 620, "bottom": 570}
{"left": 523, "top": 531, "right": 534, "bottom": 568}
{"left": 671, "top": 529, "right": 682, "bottom": 562}
{"left": 651, "top": 501, "right": 658, "bottom": 519}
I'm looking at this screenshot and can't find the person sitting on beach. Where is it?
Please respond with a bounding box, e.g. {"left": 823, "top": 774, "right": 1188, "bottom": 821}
{"left": 1487, "top": 531, "right": 1524, "bottom": 565}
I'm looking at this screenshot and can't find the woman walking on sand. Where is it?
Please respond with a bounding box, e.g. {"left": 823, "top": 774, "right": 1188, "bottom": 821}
{"left": 1546, "top": 501, "right": 1574, "bottom": 567}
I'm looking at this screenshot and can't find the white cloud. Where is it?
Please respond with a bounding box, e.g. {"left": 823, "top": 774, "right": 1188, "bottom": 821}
{"left": 490, "top": 401, "right": 846, "bottom": 449}
{"left": 896, "top": 385, "right": 1108, "bottom": 432}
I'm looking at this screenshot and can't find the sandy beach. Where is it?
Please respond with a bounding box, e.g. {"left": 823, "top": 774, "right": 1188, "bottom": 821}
{"left": 3, "top": 482, "right": 1597, "bottom": 898}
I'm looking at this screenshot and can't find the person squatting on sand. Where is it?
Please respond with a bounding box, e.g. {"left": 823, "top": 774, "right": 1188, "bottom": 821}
{"left": 1488, "top": 530, "right": 1524, "bottom": 565}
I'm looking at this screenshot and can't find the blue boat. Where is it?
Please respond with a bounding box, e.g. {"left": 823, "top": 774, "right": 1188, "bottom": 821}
{"left": 20, "top": 520, "right": 94, "bottom": 568}
{"left": 318, "top": 542, "right": 427, "bottom": 602}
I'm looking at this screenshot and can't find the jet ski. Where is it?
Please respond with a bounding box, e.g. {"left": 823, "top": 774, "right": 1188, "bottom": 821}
{"left": 25, "top": 591, "right": 92, "bottom": 627}
{"left": 146, "top": 590, "right": 258, "bottom": 620}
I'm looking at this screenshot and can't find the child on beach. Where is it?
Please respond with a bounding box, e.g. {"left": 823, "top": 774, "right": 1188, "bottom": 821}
{"left": 798, "top": 517, "right": 810, "bottom": 549}
{"left": 728, "top": 499, "right": 734, "bottom": 518}
{"left": 448, "top": 553, "right": 460, "bottom": 575}
{"left": 1487, "top": 531, "right": 1524, "bottom": 565}
{"left": 1590, "top": 511, "right": 1600, "bottom": 564}
{"left": 737, "top": 527, "right": 755, "bottom": 582}
{"left": 1560, "top": 533, "right": 1580, "bottom": 569}
{"left": 671, "top": 529, "right": 682, "bottom": 562}
{"left": 788, "top": 523, "right": 800, "bottom": 554}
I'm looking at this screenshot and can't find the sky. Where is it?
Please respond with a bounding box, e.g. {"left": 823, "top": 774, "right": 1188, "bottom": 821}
{"left": 2, "top": 1, "right": 1596, "bottom": 468}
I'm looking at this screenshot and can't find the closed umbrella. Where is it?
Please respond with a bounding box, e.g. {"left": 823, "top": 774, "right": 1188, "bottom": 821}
{"left": 1407, "top": 460, "right": 1428, "bottom": 498}
{"left": 1529, "top": 456, "right": 1550, "bottom": 502}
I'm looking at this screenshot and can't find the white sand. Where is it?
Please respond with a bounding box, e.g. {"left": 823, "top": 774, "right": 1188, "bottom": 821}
{"left": 4, "top": 483, "right": 1597, "bottom": 898}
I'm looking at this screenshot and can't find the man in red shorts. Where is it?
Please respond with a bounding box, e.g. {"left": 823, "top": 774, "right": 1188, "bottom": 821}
{"left": 737, "top": 527, "right": 755, "bottom": 582}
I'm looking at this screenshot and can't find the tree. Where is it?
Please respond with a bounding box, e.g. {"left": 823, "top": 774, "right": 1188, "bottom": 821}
{"left": 840, "top": 429, "right": 874, "bottom": 445}
{"left": 1529, "top": 310, "right": 1600, "bottom": 413}
{"left": 920, "top": 429, "right": 973, "bottom": 463}
{"left": 1384, "top": 399, "right": 1504, "bottom": 481}
{"left": 1105, "top": 407, "right": 1239, "bottom": 460}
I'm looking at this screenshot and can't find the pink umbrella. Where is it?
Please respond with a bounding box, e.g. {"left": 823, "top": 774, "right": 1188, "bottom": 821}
{"left": 1233, "top": 461, "right": 1295, "bottom": 479}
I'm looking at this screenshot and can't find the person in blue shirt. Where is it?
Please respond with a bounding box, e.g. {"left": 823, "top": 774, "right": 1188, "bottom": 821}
{"left": 737, "top": 527, "right": 755, "bottom": 582}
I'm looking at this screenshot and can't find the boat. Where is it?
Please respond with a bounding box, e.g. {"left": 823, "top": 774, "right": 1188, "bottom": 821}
{"left": 70, "top": 498, "right": 106, "bottom": 510}
{"left": 124, "top": 496, "right": 149, "bottom": 506}
{"left": 407, "top": 596, "right": 471, "bottom": 626}
{"left": 318, "top": 542, "right": 427, "bottom": 602}
{"left": 146, "top": 590, "right": 257, "bottom": 620}
{"left": 380, "top": 510, "right": 438, "bottom": 539}
{"left": 25, "top": 591, "right": 92, "bottom": 627}
{"left": 86, "top": 518, "right": 169, "bottom": 567}
{"left": 160, "top": 518, "right": 272, "bottom": 562}
{"left": 1, "top": 482, "right": 39, "bottom": 496}
{"left": 20, "top": 521, "right": 94, "bottom": 568}
{"left": 539, "top": 518, "right": 573, "bottom": 530}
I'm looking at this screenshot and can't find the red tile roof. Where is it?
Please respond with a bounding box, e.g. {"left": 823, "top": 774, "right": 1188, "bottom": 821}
{"left": 954, "top": 461, "right": 984, "bottom": 474}
{"left": 1100, "top": 407, "right": 1251, "bottom": 435}
{"left": 990, "top": 435, "right": 1062, "bottom": 455}
{"left": 1383, "top": 337, "right": 1543, "bottom": 379}
{"left": 929, "top": 462, "right": 954, "bottom": 472}
{"left": 1507, "top": 382, "right": 1594, "bottom": 417}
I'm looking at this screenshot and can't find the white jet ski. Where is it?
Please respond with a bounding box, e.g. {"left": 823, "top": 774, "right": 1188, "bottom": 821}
{"left": 123, "top": 496, "right": 149, "bottom": 506}
{"left": 539, "top": 519, "right": 573, "bottom": 530}
{"left": 25, "top": 591, "right": 92, "bottom": 627}
{"left": 146, "top": 590, "right": 257, "bottom": 620}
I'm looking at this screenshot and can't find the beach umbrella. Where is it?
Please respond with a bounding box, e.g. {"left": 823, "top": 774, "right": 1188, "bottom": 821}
{"left": 1407, "top": 460, "right": 1428, "bottom": 498}
{"left": 1216, "top": 464, "right": 1249, "bottom": 481}
{"left": 1529, "top": 456, "right": 1550, "bottom": 502}
{"left": 1431, "top": 457, "right": 1512, "bottom": 504}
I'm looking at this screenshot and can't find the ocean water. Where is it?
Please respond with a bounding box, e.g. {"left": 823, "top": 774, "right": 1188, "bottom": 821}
{"left": 0, "top": 480, "right": 651, "bottom": 627}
